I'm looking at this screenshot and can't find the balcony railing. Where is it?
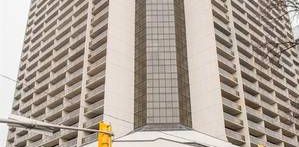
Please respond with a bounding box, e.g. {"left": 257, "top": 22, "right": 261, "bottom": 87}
{"left": 87, "top": 70, "right": 105, "bottom": 84}
{"left": 85, "top": 85, "right": 105, "bottom": 100}
{"left": 82, "top": 133, "right": 97, "bottom": 144}
{"left": 265, "top": 128, "right": 282, "bottom": 140}
{"left": 220, "top": 83, "right": 239, "bottom": 96}
{"left": 85, "top": 99, "right": 104, "bottom": 113}
{"left": 61, "top": 138, "right": 77, "bottom": 147}
{"left": 250, "top": 135, "right": 265, "bottom": 146}
{"left": 84, "top": 115, "right": 103, "bottom": 128}
{"left": 248, "top": 120, "right": 264, "bottom": 132}
{"left": 65, "top": 95, "right": 81, "bottom": 107}
{"left": 282, "top": 135, "right": 298, "bottom": 145}
{"left": 30, "top": 139, "right": 44, "bottom": 146}
{"left": 63, "top": 109, "right": 80, "bottom": 122}
{"left": 246, "top": 106, "right": 262, "bottom": 118}
{"left": 224, "top": 113, "right": 243, "bottom": 126}
{"left": 47, "top": 104, "right": 63, "bottom": 116}
{"left": 68, "top": 68, "right": 83, "bottom": 80}
{"left": 225, "top": 129, "right": 245, "bottom": 142}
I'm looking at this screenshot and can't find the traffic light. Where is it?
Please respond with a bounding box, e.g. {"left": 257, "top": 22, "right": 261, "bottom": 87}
{"left": 257, "top": 144, "right": 264, "bottom": 147}
{"left": 98, "top": 122, "right": 112, "bottom": 147}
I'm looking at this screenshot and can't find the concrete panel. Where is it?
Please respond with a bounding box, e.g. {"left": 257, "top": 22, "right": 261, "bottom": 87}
{"left": 184, "top": 0, "right": 227, "bottom": 140}
{"left": 103, "top": 0, "right": 135, "bottom": 138}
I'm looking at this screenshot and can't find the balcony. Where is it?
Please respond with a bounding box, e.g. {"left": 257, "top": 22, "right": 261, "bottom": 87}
{"left": 274, "top": 87, "right": 288, "bottom": 98}
{"left": 64, "top": 95, "right": 81, "bottom": 109}
{"left": 49, "top": 79, "right": 66, "bottom": 94}
{"left": 240, "top": 66, "right": 256, "bottom": 79}
{"left": 265, "top": 128, "right": 282, "bottom": 140}
{"left": 278, "top": 108, "right": 292, "bottom": 119}
{"left": 61, "top": 129, "right": 77, "bottom": 137}
{"left": 220, "top": 83, "right": 239, "bottom": 100}
{"left": 87, "top": 57, "right": 106, "bottom": 75}
{"left": 219, "top": 68, "right": 238, "bottom": 85}
{"left": 32, "top": 102, "right": 47, "bottom": 115}
{"left": 71, "top": 32, "right": 86, "bottom": 48}
{"left": 218, "top": 55, "right": 236, "bottom": 73}
{"left": 66, "top": 81, "right": 82, "bottom": 96}
{"left": 84, "top": 115, "right": 103, "bottom": 128}
{"left": 224, "top": 113, "right": 243, "bottom": 129}
{"left": 282, "top": 135, "right": 297, "bottom": 146}
{"left": 68, "top": 57, "right": 84, "bottom": 72}
{"left": 259, "top": 88, "right": 273, "bottom": 99}
{"left": 68, "top": 68, "right": 83, "bottom": 81}
{"left": 255, "top": 64, "right": 271, "bottom": 77}
{"left": 73, "top": 8, "right": 87, "bottom": 25}
{"left": 250, "top": 135, "right": 266, "bottom": 146}
{"left": 82, "top": 133, "right": 97, "bottom": 145}
{"left": 22, "top": 109, "right": 31, "bottom": 117}
{"left": 248, "top": 120, "right": 265, "bottom": 133}
{"left": 51, "top": 117, "right": 63, "bottom": 125}
{"left": 84, "top": 99, "right": 104, "bottom": 116}
{"left": 63, "top": 109, "right": 80, "bottom": 124}
{"left": 280, "top": 122, "right": 295, "bottom": 133}
{"left": 260, "top": 101, "right": 276, "bottom": 112}
{"left": 85, "top": 85, "right": 105, "bottom": 102}
{"left": 263, "top": 114, "right": 280, "bottom": 127}
{"left": 244, "top": 92, "right": 260, "bottom": 104}
{"left": 86, "top": 70, "right": 105, "bottom": 88}
{"left": 246, "top": 106, "right": 262, "bottom": 121}
{"left": 7, "top": 132, "right": 15, "bottom": 141}
{"left": 243, "top": 78, "right": 258, "bottom": 92}
{"left": 20, "top": 99, "right": 33, "bottom": 111}
{"left": 215, "top": 29, "right": 233, "bottom": 48}
{"left": 73, "top": 18, "right": 87, "bottom": 32}
{"left": 88, "top": 43, "right": 106, "bottom": 62}
{"left": 47, "top": 104, "right": 63, "bottom": 117}
{"left": 90, "top": 19, "right": 108, "bottom": 38}
{"left": 89, "top": 31, "right": 107, "bottom": 50}
{"left": 52, "top": 66, "right": 67, "bottom": 80}
{"left": 212, "top": 5, "right": 229, "bottom": 23}
{"left": 61, "top": 138, "right": 77, "bottom": 147}
{"left": 34, "top": 113, "right": 46, "bottom": 121}
{"left": 43, "top": 131, "right": 61, "bottom": 145}
{"left": 222, "top": 98, "right": 241, "bottom": 114}
{"left": 15, "top": 134, "right": 29, "bottom": 145}
{"left": 69, "top": 39, "right": 84, "bottom": 52}
{"left": 225, "top": 129, "right": 245, "bottom": 145}
{"left": 275, "top": 98, "right": 289, "bottom": 109}
{"left": 29, "top": 139, "right": 43, "bottom": 147}
{"left": 91, "top": 7, "right": 109, "bottom": 26}
{"left": 93, "top": 0, "right": 108, "bottom": 13}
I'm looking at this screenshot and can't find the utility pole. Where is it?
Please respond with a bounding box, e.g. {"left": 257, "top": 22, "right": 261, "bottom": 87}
{"left": 1, "top": 114, "right": 113, "bottom": 147}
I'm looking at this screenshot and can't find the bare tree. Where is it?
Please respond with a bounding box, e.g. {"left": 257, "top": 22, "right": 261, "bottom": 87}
{"left": 267, "top": 0, "right": 299, "bottom": 21}
{"left": 258, "top": 0, "right": 299, "bottom": 62}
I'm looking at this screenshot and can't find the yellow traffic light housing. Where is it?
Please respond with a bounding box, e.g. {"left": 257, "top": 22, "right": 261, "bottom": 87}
{"left": 257, "top": 145, "right": 264, "bottom": 147}
{"left": 98, "top": 122, "right": 112, "bottom": 147}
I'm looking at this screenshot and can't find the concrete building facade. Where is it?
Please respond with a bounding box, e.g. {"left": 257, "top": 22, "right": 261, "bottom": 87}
{"left": 6, "top": 0, "right": 299, "bottom": 147}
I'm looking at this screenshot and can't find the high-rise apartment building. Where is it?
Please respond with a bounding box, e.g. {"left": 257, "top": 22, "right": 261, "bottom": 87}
{"left": 6, "top": 0, "right": 299, "bottom": 147}
{"left": 295, "top": 25, "right": 299, "bottom": 41}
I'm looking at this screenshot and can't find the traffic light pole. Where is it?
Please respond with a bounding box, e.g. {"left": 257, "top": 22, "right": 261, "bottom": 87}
{"left": 0, "top": 118, "right": 112, "bottom": 135}
{"left": 1, "top": 116, "right": 113, "bottom": 147}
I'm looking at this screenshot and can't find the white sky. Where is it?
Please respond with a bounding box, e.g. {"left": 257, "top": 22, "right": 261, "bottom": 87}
{"left": 0, "top": 0, "right": 30, "bottom": 146}
{"left": 0, "top": 0, "right": 298, "bottom": 146}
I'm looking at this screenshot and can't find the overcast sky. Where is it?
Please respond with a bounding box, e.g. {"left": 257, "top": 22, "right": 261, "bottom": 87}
{"left": 0, "top": 0, "right": 30, "bottom": 146}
